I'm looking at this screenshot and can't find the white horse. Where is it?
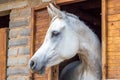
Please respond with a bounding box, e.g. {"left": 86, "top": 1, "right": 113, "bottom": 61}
{"left": 29, "top": 3, "right": 101, "bottom": 80}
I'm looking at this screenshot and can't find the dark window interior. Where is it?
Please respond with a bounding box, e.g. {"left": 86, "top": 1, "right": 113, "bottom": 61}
{"left": 59, "top": 0, "right": 101, "bottom": 76}
{"left": 0, "top": 15, "right": 9, "bottom": 28}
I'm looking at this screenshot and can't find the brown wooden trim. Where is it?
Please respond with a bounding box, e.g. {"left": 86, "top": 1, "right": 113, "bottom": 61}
{"left": 47, "top": 9, "right": 52, "bottom": 80}
{"left": 51, "top": 65, "right": 59, "bottom": 80}
{"left": 34, "top": 0, "right": 85, "bottom": 10}
{"left": 4, "top": 28, "right": 7, "bottom": 80}
{"left": 0, "top": 28, "right": 7, "bottom": 80}
{"left": 34, "top": 3, "right": 49, "bottom": 10}
{"left": 30, "top": 7, "right": 35, "bottom": 61}
{"left": 102, "top": 0, "right": 107, "bottom": 79}
{"left": 29, "top": 8, "right": 35, "bottom": 80}
{"left": 56, "top": 0, "right": 85, "bottom": 5}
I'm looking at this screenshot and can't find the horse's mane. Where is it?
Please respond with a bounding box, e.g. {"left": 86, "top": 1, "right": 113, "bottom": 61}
{"left": 63, "top": 11, "right": 79, "bottom": 20}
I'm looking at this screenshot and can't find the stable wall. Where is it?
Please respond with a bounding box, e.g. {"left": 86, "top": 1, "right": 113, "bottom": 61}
{"left": 7, "top": 6, "right": 31, "bottom": 80}
{"left": 1, "top": 0, "right": 120, "bottom": 80}
{"left": 106, "top": 0, "right": 120, "bottom": 79}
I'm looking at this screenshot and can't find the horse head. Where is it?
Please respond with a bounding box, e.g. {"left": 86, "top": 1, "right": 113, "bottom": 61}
{"left": 29, "top": 3, "right": 80, "bottom": 74}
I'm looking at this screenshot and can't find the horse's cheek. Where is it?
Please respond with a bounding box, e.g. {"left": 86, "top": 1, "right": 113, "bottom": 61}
{"left": 59, "top": 39, "right": 79, "bottom": 59}
{"left": 67, "top": 41, "right": 79, "bottom": 58}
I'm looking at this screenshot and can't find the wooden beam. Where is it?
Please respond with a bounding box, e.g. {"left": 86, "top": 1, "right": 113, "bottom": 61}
{"left": 34, "top": 3, "right": 48, "bottom": 10}
{"left": 56, "top": 0, "right": 86, "bottom": 5}
{"left": 102, "top": 0, "right": 107, "bottom": 79}
{"left": 59, "top": 0, "right": 100, "bottom": 10}
{"left": 29, "top": 8, "right": 35, "bottom": 80}
{"left": 34, "top": 0, "right": 85, "bottom": 10}
{"left": 0, "top": 28, "right": 7, "bottom": 80}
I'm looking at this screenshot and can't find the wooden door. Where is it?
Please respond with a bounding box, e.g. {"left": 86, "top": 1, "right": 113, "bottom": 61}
{"left": 106, "top": 0, "right": 120, "bottom": 79}
{"left": 0, "top": 28, "right": 7, "bottom": 80}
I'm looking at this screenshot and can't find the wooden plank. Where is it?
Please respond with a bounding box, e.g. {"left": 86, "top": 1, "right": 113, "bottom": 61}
{"left": 108, "top": 44, "right": 120, "bottom": 52}
{"left": 107, "top": 29, "right": 120, "bottom": 37}
{"left": 29, "top": 8, "right": 35, "bottom": 80}
{"left": 108, "top": 0, "right": 120, "bottom": 8}
{"left": 108, "top": 21, "right": 120, "bottom": 30}
{"left": 108, "top": 7, "right": 120, "bottom": 15}
{"left": 35, "top": 9, "right": 49, "bottom": 50}
{"left": 56, "top": 0, "right": 85, "bottom": 5}
{"left": 108, "top": 21, "right": 120, "bottom": 50}
{"left": 30, "top": 8, "right": 35, "bottom": 61}
{"left": 107, "top": 63, "right": 120, "bottom": 67}
{"left": 102, "top": 0, "right": 107, "bottom": 79}
{"left": 108, "top": 35, "right": 120, "bottom": 80}
{"left": 108, "top": 37, "right": 120, "bottom": 45}
{"left": 107, "top": 0, "right": 120, "bottom": 78}
{"left": 107, "top": 69, "right": 120, "bottom": 79}
{"left": 34, "top": 0, "right": 85, "bottom": 10}
{"left": 51, "top": 65, "right": 59, "bottom": 80}
{"left": 107, "top": 47, "right": 120, "bottom": 79}
{"left": 107, "top": 52, "right": 120, "bottom": 56}
{"left": 0, "top": 28, "right": 7, "bottom": 80}
{"left": 108, "top": 14, "right": 120, "bottom": 22}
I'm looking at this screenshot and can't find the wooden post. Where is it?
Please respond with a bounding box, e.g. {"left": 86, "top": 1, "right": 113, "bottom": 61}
{"left": 29, "top": 8, "right": 35, "bottom": 80}
{"left": 0, "top": 28, "right": 7, "bottom": 80}
{"left": 102, "top": 0, "right": 107, "bottom": 79}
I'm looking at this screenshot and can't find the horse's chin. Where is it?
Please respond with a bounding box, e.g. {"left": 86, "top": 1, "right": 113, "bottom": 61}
{"left": 33, "top": 66, "right": 46, "bottom": 75}
{"left": 37, "top": 65, "right": 46, "bottom": 74}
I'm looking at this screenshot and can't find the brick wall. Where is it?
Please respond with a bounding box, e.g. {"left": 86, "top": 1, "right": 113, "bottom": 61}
{"left": 7, "top": 6, "right": 31, "bottom": 80}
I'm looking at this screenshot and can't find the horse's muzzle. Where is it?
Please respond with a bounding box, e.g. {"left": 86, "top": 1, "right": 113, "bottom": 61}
{"left": 30, "top": 60, "right": 36, "bottom": 70}
{"left": 29, "top": 59, "right": 46, "bottom": 74}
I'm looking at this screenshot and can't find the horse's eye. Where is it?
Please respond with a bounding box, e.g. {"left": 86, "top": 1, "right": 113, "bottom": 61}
{"left": 51, "top": 31, "right": 60, "bottom": 38}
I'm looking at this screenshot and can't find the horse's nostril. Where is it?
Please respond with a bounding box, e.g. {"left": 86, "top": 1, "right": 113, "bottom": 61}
{"left": 30, "top": 60, "right": 36, "bottom": 70}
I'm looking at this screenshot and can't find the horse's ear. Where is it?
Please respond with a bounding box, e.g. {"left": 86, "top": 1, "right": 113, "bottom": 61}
{"left": 47, "top": 6, "right": 56, "bottom": 18}
{"left": 47, "top": 3, "right": 63, "bottom": 18}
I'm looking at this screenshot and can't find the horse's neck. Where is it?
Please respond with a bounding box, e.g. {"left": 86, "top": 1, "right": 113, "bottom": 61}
{"left": 74, "top": 63, "right": 99, "bottom": 80}
{"left": 76, "top": 52, "right": 101, "bottom": 80}
{"left": 76, "top": 22, "right": 101, "bottom": 80}
{"left": 76, "top": 49, "right": 101, "bottom": 80}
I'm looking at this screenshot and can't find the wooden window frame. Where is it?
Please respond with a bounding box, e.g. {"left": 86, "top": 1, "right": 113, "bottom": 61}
{"left": 29, "top": 8, "right": 34, "bottom": 80}
{"left": 30, "top": 0, "right": 107, "bottom": 80}
{"left": 0, "top": 28, "right": 7, "bottom": 80}
{"left": 102, "top": 0, "right": 107, "bottom": 79}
